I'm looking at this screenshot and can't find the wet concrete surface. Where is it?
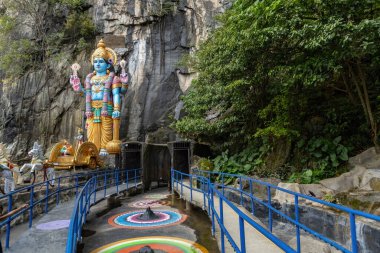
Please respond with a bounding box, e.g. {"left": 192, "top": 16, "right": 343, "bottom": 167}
{"left": 80, "top": 187, "right": 220, "bottom": 253}
{"left": 3, "top": 182, "right": 141, "bottom": 253}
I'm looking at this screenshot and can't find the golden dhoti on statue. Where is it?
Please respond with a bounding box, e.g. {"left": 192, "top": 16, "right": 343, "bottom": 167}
{"left": 87, "top": 101, "right": 113, "bottom": 150}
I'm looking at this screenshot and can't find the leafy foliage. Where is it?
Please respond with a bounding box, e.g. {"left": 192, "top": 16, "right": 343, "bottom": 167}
{"left": 175, "top": 0, "right": 380, "bottom": 181}
{"left": 64, "top": 13, "right": 95, "bottom": 41}
{"left": 0, "top": 0, "right": 96, "bottom": 79}
{"left": 0, "top": 7, "right": 38, "bottom": 78}
{"left": 198, "top": 158, "right": 214, "bottom": 171}
{"left": 213, "top": 143, "right": 270, "bottom": 175}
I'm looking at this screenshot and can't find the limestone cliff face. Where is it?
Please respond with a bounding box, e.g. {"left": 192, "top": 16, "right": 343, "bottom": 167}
{"left": 0, "top": 52, "right": 86, "bottom": 159}
{"left": 0, "top": 0, "right": 226, "bottom": 159}
{"left": 90, "top": 0, "right": 226, "bottom": 141}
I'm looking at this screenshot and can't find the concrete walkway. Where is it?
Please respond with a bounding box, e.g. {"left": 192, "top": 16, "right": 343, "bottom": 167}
{"left": 81, "top": 187, "right": 220, "bottom": 253}
{"left": 5, "top": 181, "right": 141, "bottom": 253}
{"left": 174, "top": 180, "right": 284, "bottom": 253}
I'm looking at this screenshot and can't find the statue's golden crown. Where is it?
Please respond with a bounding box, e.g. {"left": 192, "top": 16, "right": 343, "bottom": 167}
{"left": 91, "top": 39, "right": 118, "bottom": 65}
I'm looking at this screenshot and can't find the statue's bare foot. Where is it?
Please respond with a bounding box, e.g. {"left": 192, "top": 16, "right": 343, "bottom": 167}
{"left": 99, "top": 148, "right": 109, "bottom": 157}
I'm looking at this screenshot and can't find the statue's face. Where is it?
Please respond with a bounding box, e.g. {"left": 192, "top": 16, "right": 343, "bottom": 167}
{"left": 93, "top": 57, "right": 109, "bottom": 74}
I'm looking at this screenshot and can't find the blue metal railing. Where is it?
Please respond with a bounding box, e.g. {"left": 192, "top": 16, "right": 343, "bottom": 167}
{"left": 66, "top": 168, "right": 141, "bottom": 253}
{"left": 0, "top": 168, "right": 141, "bottom": 251}
{"left": 172, "top": 168, "right": 380, "bottom": 253}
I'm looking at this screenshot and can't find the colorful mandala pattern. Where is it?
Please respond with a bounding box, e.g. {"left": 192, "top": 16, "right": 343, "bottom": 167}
{"left": 108, "top": 210, "right": 187, "bottom": 229}
{"left": 144, "top": 193, "right": 169, "bottom": 200}
{"left": 129, "top": 199, "right": 168, "bottom": 208}
{"left": 36, "top": 220, "right": 70, "bottom": 230}
{"left": 90, "top": 236, "right": 208, "bottom": 253}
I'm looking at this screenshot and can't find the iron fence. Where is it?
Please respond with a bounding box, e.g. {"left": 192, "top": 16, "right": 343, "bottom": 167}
{"left": 172, "top": 168, "right": 380, "bottom": 253}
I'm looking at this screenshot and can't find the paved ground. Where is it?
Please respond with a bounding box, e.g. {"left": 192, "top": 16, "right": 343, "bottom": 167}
{"left": 174, "top": 179, "right": 285, "bottom": 253}
{"left": 4, "top": 181, "right": 141, "bottom": 253}
{"left": 80, "top": 187, "right": 220, "bottom": 253}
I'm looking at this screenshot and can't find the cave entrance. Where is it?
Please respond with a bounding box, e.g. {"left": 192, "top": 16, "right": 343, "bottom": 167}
{"left": 170, "top": 141, "right": 191, "bottom": 174}
{"left": 121, "top": 142, "right": 142, "bottom": 170}
{"left": 143, "top": 144, "right": 171, "bottom": 190}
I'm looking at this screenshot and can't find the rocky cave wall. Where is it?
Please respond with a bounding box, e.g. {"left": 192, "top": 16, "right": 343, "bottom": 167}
{"left": 0, "top": 0, "right": 228, "bottom": 159}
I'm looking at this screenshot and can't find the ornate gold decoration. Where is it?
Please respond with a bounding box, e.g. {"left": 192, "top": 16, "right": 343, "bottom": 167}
{"left": 75, "top": 142, "right": 101, "bottom": 168}
{"left": 48, "top": 140, "right": 102, "bottom": 170}
{"left": 91, "top": 39, "right": 118, "bottom": 66}
{"left": 112, "top": 83, "right": 122, "bottom": 89}
{"left": 92, "top": 85, "right": 103, "bottom": 94}
{"left": 106, "top": 140, "right": 122, "bottom": 154}
{"left": 106, "top": 118, "right": 122, "bottom": 154}
{"left": 91, "top": 101, "right": 103, "bottom": 108}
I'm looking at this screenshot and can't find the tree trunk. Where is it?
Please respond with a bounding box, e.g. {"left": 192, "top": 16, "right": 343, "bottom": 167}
{"left": 348, "top": 62, "right": 379, "bottom": 153}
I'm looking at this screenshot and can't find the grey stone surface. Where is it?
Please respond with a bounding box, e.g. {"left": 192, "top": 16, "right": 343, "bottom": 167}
{"left": 273, "top": 182, "right": 301, "bottom": 203}
{"left": 0, "top": 50, "right": 84, "bottom": 160}
{"left": 360, "top": 169, "right": 380, "bottom": 191}
{"left": 300, "top": 183, "right": 333, "bottom": 199}
{"left": 319, "top": 166, "right": 366, "bottom": 193}
{"left": 349, "top": 147, "right": 380, "bottom": 169}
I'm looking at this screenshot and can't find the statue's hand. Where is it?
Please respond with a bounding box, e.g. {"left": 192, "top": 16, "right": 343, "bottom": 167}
{"left": 70, "top": 75, "right": 81, "bottom": 91}
{"left": 112, "top": 111, "right": 120, "bottom": 119}
{"left": 101, "top": 110, "right": 108, "bottom": 117}
{"left": 120, "top": 73, "right": 128, "bottom": 84}
{"left": 85, "top": 112, "right": 93, "bottom": 118}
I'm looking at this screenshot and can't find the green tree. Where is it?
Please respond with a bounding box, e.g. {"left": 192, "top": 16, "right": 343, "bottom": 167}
{"left": 175, "top": 0, "right": 380, "bottom": 177}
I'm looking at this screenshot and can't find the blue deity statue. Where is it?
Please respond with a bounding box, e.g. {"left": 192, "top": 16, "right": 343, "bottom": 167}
{"left": 70, "top": 39, "right": 129, "bottom": 156}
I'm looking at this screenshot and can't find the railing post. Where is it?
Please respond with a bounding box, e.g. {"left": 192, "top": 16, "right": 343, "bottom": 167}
{"left": 45, "top": 181, "right": 49, "bottom": 213}
{"left": 5, "top": 194, "right": 13, "bottom": 248}
{"left": 295, "top": 195, "right": 301, "bottom": 253}
{"left": 94, "top": 175, "right": 97, "bottom": 203}
{"left": 249, "top": 179, "right": 254, "bottom": 216}
{"left": 75, "top": 175, "right": 79, "bottom": 198}
{"left": 176, "top": 171, "right": 179, "bottom": 191}
{"left": 220, "top": 195, "right": 225, "bottom": 253}
{"left": 86, "top": 184, "right": 90, "bottom": 212}
{"left": 221, "top": 174, "right": 225, "bottom": 196}
{"left": 207, "top": 179, "right": 211, "bottom": 215}
{"left": 239, "top": 176, "right": 243, "bottom": 206}
{"left": 116, "top": 169, "right": 119, "bottom": 194}
{"left": 56, "top": 177, "right": 61, "bottom": 206}
{"left": 171, "top": 168, "right": 174, "bottom": 194}
{"left": 29, "top": 186, "right": 34, "bottom": 228}
{"left": 78, "top": 196, "right": 83, "bottom": 242}
{"left": 180, "top": 173, "right": 183, "bottom": 197}
{"left": 267, "top": 186, "right": 272, "bottom": 232}
{"left": 73, "top": 209, "right": 78, "bottom": 247}
{"left": 202, "top": 178, "right": 206, "bottom": 210}
{"left": 239, "top": 216, "right": 246, "bottom": 253}
{"left": 104, "top": 172, "right": 107, "bottom": 197}
{"left": 350, "top": 213, "right": 358, "bottom": 253}
{"left": 190, "top": 174, "right": 193, "bottom": 202}
{"left": 211, "top": 186, "right": 215, "bottom": 236}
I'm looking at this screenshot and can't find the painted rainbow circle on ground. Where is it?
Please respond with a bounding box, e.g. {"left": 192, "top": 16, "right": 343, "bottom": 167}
{"left": 144, "top": 193, "right": 169, "bottom": 199}
{"left": 90, "top": 236, "right": 208, "bottom": 253}
{"left": 129, "top": 199, "right": 168, "bottom": 208}
{"left": 108, "top": 210, "right": 187, "bottom": 229}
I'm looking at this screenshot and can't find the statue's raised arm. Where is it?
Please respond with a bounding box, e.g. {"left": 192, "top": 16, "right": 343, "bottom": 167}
{"left": 69, "top": 39, "right": 129, "bottom": 156}
{"left": 70, "top": 63, "right": 83, "bottom": 93}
